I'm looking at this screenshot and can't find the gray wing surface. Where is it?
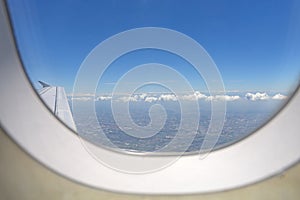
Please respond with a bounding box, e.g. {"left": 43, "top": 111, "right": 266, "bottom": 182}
{"left": 38, "top": 81, "right": 76, "bottom": 131}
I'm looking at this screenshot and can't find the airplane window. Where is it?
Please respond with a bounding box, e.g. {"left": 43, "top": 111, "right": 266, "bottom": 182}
{"left": 6, "top": 0, "right": 300, "bottom": 155}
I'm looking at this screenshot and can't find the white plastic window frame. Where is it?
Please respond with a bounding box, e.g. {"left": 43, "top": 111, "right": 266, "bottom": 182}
{"left": 0, "top": 1, "right": 300, "bottom": 194}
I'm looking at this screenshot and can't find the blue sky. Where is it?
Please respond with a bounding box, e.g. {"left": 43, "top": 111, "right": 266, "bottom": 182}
{"left": 7, "top": 0, "right": 300, "bottom": 94}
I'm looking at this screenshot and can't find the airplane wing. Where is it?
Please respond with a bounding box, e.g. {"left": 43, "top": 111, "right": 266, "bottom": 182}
{"left": 38, "top": 81, "right": 76, "bottom": 131}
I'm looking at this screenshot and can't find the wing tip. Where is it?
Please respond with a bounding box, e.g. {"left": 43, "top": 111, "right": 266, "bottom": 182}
{"left": 38, "top": 81, "right": 51, "bottom": 88}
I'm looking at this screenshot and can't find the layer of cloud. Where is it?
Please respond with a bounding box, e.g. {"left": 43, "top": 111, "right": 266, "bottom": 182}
{"left": 144, "top": 96, "right": 158, "bottom": 102}
{"left": 97, "top": 96, "right": 112, "bottom": 101}
{"left": 119, "top": 95, "right": 139, "bottom": 102}
{"left": 71, "top": 97, "right": 93, "bottom": 101}
{"left": 72, "top": 91, "right": 288, "bottom": 102}
{"left": 272, "top": 93, "right": 288, "bottom": 100}
{"left": 245, "top": 92, "right": 288, "bottom": 101}
{"left": 207, "top": 95, "right": 240, "bottom": 101}
{"left": 245, "top": 92, "right": 270, "bottom": 101}
{"left": 181, "top": 91, "right": 239, "bottom": 102}
{"left": 181, "top": 91, "right": 207, "bottom": 101}
{"left": 158, "top": 94, "right": 178, "bottom": 101}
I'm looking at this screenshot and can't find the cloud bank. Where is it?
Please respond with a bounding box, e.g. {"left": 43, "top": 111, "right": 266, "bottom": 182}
{"left": 159, "top": 94, "right": 178, "bottom": 101}
{"left": 245, "top": 92, "right": 270, "bottom": 101}
{"left": 207, "top": 95, "right": 240, "bottom": 101}
{"left": 245, "top": 92, "right": 287, "bottom": 101}
{"left": 70, "top": 91, "right": 288, "bottom": 102}
{"left": 71, "top": 97, "right": 93, "bottom": 101}
{"left": 272, "top": 93, "right": 288, "bottom": 100}
{"left": 97, "top": 96, "right": 112, "bottom": 101}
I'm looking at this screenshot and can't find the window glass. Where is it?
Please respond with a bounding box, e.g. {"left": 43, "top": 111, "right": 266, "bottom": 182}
{"left": 7, "top": 0, "right": 300, "bottom": 153}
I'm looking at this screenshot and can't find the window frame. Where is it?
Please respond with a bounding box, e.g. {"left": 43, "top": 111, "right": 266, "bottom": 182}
{"left": 0, "top": 1, "right": 300, "bottom": 194}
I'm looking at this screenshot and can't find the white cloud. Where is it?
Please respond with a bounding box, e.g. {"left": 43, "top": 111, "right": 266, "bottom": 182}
{"left": 194, "top": 91, "right": 208, "bottom": 100}
{"left": 272, "top": 93, "right": 287, "bottom": 100}
{"left": 70, "top": 91, "right": 288, "bottom": 102}
{"left": 245, "top": 92, "right": 270, "bottom": 101}
{"left": 144, "top": 96, "right": 158, "bottom": 102}
{"left": 207, "top": 95, "right": 240, "bottom": 101}
{"left": 97, "top": 96, "right": 112, "bottom": 101}
{"left": 117, "top": 93, "right": 154, "bottom": 102}
{"left": 158, "top": 94, "right": 178, "bottom": 101}
{"left": 139, "top": 93, "right": 147, "bottom": 100}
{"left": 118, "top": 93, "right": 177, "bottom": 102}
{"left": 181, "top": 91, "right": 239, "bottom": 101}
{"left": 181, "top": 91, "right": 207, "bottom": 101}
{"left": 180, "top": 94, "right": 195, "bottom": 101}
{"left": 119, "top": 95, "right": 139, "bottom": 102}
{"left": 69, "top": 93, "right": 95, "bottom": 97}
{"left": 69, "top": 93, "right": 96, "bottom": 101}
{"left": 71, "top": 97, "right": 93, "bottom": 101}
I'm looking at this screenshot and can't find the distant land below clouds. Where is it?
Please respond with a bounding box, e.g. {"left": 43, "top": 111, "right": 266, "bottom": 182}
{"left": 69, "top": 91, "right": 288, "bottom": 102}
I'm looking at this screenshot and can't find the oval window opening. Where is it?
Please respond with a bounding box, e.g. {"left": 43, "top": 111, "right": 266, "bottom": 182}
{"left": 6, "top": 0, "right": 300, "bottom": 155}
